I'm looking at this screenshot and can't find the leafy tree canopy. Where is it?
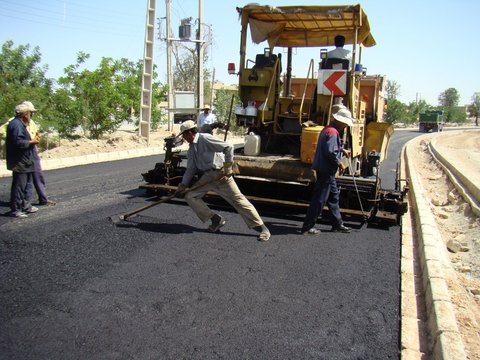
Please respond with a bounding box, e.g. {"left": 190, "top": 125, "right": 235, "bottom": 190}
{"left": 438, "top": 88, "right": 460, "bottom": 108}
{"left": 385, "top": 80, "right": 400, "bottom": 100}
{"left": 0, "top": 40, "right": 53, "bottom": 126}
{"left": 438, "top": 88, "right": 466, "bottom": 122}
{"left": 468, "top": 92, "right": 480, "bottom": 121}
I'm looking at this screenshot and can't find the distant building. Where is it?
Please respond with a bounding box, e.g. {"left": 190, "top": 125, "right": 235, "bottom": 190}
{"left": 212, "top": 81, "right": 238, "bottom": 92}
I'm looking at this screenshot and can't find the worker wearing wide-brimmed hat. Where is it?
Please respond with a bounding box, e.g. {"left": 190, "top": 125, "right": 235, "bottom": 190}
{"left": 301, "top": 104, "right": 354, "bottom": 235}
{"left": 175, "top": 120, "right": 271, "bottom": 241}
{"left": 196, "top": 104, "right": 216, "bottom": 129}
{"left": 5, "top": 101, "right": 40, "bottom": 217}
{"left": 2, "top": 102, "right": 56, "bottom": 207}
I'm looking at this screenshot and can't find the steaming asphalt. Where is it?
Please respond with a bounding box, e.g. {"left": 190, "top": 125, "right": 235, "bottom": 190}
{"left": 0, "top": 130, "right": 420, "bottom": 359}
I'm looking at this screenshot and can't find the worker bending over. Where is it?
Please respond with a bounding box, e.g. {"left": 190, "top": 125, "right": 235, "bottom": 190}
{"left": 176, "top": 120, "right": 271, "bottom": 241}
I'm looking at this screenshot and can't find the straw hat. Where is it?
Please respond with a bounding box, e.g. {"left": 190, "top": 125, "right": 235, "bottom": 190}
{"left": 15, "top": 101, "right": 37, "bottom": 114}
{"left": 331, "top": 104, "right": 354, "bottom": 126}
{"left": 179, "top": 120, "right": 197, "bottom": 135}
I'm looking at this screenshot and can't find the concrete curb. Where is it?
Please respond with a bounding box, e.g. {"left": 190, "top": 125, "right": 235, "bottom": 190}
{"left": 0, "top": 146, "right": 164, "bottom": 178}
{"left": 400, "top": 143, "right": 429, "bottom": 359}
{"left": 404, "top": 135, "right": 467, "bottom": 359}
{"left": 0, "top": 137, "right": 246, "bottom": 178}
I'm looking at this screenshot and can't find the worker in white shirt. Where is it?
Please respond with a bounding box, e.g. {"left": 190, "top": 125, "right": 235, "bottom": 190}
{"left": 196, "top": 104, "right": 217, "bottom": 131}
{"left": 327, "top": 35, "right": 351, "bottom": 61}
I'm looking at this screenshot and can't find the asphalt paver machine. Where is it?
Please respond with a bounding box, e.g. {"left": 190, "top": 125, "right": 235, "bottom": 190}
{"left": 141, "top": 4, "right": 408, "bottom": 224}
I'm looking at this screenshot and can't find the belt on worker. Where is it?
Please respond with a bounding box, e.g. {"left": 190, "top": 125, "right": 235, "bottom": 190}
{"left": 199, "top": 168, "right": 220, "bottom": 175}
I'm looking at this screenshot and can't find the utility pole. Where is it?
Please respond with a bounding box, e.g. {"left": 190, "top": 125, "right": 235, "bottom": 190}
{"left": 166, "top": 0, "right": 174, "bottom": 131}
{"left": 210, "top": 67, "right": 215, "bottom": 107}
{"left": 139, "top": 0, "right": 157, "bottom": 143}
{"left": 197, "top": 0, "right": 204, "bottom": 109}
{"left": 164, "top": 0, "right": 205, "bottom": 130}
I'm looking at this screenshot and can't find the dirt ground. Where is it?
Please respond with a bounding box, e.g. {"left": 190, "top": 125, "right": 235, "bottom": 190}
{"left": 38, "top": 126, "right": 480, "bottom": 357}
{"left": 38, "top": 125, "right": 245, "bottom": 160}
{"left": 409, "top": 131, "right": 480, "bottom": 358}
{"left": 40, "top": 126, "right": 183, "bottom": 159}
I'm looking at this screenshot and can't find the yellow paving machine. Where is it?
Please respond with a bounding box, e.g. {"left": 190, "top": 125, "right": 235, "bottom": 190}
{"left": 142, "top": 4, "right": 408, "bottom": 224}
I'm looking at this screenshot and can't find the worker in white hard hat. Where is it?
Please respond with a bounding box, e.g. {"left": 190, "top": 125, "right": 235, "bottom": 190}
{"left": 5, "top": 101, "right": 40, "bottom": 217}
{"left": 301, "top": 104, "right": 354, "bottom": 235}
{"left": 175, "top": 120, "right": 271, "bottom": 241}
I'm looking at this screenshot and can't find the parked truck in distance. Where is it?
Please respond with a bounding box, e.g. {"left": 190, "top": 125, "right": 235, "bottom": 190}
{"left": 419, "top": 110, "right": 444, "bottom": 132}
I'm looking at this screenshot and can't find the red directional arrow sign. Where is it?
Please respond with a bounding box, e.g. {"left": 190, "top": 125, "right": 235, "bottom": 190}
{"left": 318, "top": 70, "right": 347, "bottom": 96}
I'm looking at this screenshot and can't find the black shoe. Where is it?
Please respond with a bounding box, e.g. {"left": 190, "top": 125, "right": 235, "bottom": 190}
{"left": 331, "top": 224, "right": 352, "bottom": 233}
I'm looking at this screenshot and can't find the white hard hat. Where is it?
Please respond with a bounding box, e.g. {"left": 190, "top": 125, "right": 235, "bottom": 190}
{"left": 179, "top": 120, "right": 197, "bottom": 135}
{"left": 202, "top": 104, "right": 211, "bottom": 110}
{"left": 15, "top": 101, "right": 37, "bottom": 114}
{"left": 331, "top": 104, "right": 354, "bottom": 127}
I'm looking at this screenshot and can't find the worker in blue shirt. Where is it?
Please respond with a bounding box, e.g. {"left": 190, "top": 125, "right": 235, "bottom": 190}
{"left": 301, "top": 104, "right": 354, "bottom": 235}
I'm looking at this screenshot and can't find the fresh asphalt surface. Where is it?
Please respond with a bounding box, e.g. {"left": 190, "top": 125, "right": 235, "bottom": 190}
{"left": 0, "top": 130, "right": 421, "bottom": 359}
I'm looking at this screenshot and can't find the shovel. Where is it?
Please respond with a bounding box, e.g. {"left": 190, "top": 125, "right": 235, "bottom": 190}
{"left": 110, "top": 174, "right": 225, "bottom": 224}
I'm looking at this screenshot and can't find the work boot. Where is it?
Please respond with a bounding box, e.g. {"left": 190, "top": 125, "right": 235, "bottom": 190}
{"left": 331, "top": 224, "right": 352, "bottom": 233}
{"left": 208, "top": 214, "right": 226, "bottom": 233}
{"left": 253, "top": 224, "right": 271, "bottom": 241}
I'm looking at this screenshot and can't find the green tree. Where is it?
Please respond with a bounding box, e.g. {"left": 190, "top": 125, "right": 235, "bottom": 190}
{"left": 384, "top": 99, "right": 407, "bottom": 124}
{"left": 468, "top": 92, "right": 480, "bottom": 125}
{"left": 405, "top": 99, "right": 431, "bottom": 124}
{"left": 213, "top": 88, "right": 240, "bottom": 133}
{"left": 438, "top": 88, "right": 460, "bottom": 108}
{"left": 151, "top": 79, "right": 168, "bottom": 129}
{"left": 384, "top": 80, "right": 407, "bottom": 124}
{"left": 385, "top": 80, "right": 400, "bottom": 100}
{"left": 56, "top": 53, "right": 166, "bottom": 138}
{"left": 0, "top": 40, "right": 53, "bottom": 126}
{"left": 438, "top": 88, "right": 465, "bottom": 123}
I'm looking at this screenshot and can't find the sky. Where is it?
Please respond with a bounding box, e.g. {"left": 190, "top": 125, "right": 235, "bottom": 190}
{"left": 1, "top": 0, "right": 479, "bottom": 106}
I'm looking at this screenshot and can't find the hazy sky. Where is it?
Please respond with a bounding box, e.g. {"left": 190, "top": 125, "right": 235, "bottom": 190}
{"left": 1, "top": 0, "right": 479, "bottom": 105}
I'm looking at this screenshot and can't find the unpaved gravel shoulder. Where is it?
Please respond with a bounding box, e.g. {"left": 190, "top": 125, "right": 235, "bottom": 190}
{"left": 409, "top": 132, "right": 480, "bottom": 358}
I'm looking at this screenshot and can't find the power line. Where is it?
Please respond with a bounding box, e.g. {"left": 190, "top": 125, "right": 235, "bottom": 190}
{"left": 0, "top": 13, "right": 141, "bottom": 38}
{"left": 1, "top": 0, "right": 137, "bottom": 20}
{"left": 171, "top": 0, "right": 189, "bottom": 20}
{"left": 0, "top": 1, "right": 141, "bottom": 30}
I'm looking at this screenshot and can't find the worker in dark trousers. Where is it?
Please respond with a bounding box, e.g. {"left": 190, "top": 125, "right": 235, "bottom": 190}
{"left": 6, "top": 102, "right": 40, "bottom": 218}
{"left": 301, "top": 104, "right": 354, "bottom": 235}
{"left": 2, "top": 101, "right": 56, "bottom": 206}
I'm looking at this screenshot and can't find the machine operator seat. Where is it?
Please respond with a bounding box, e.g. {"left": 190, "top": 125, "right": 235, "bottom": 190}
{"left": 320, "top": 58, "right": 349, "bottom": 70}
{"left": 255, "top": 53, "right": 278, "bottom": 68}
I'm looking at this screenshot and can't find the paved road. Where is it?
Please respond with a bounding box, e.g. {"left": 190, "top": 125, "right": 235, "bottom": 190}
{"left": 0, "top": 130, "right": 420, "bottom": 359}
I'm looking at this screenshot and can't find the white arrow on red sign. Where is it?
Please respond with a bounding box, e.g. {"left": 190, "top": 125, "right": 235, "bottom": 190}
{"left": 318, "top": 70, "right": 347, "bottom": 96}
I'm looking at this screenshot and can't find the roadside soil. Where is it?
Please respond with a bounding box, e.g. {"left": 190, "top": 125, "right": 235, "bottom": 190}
{"left": 409, "top": 131, "right": 480, "bottom": 358}
{"left": 37, "top": 126, "right": 480, "bottom": 357}
{"left": 40, "top": 125, "right": 181, "bottom": 159}
{"left": 39, "top": 126, "right": 244, "bottom": 160}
